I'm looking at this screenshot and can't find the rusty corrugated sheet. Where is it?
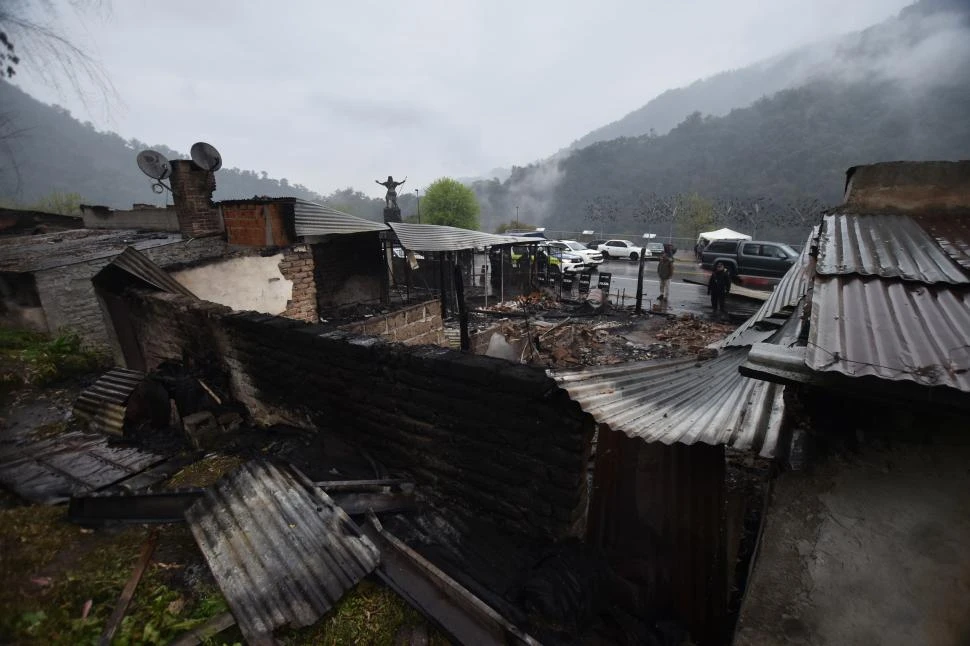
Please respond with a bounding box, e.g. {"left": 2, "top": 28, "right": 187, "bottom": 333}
{"left": 389, "top": 222, "right": 538, "bottom": 252}
{"left": 185, "top": 461, "right": 380, "bottom": 642}
{"left": 293, "top": 200, "right": 389, "bottom": 237}
{"left": 807, "top": 276, "right": 970, "bottom": 393}
{"left": 107, "top": 247, "right": 197, "bottom": 297}
{"left": 0, "top": 430, "right": 164, "bottom": 504}
{"left": 911, "top": 211, "right": 970, "bottom": 271}
{"left": 73, "top": 368, "right": 147, "bottom": 436}
{"left": 816, "top": 213, "right": 970, "bottom": 284}
{"left": 551, "top": 349, "right": 785, "bottom": 457}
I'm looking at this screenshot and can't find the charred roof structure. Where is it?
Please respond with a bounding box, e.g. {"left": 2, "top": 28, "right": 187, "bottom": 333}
{"left": 743, "top": 160, "right": 970, "bottom": 405}
{"left": 735, "top": 160, "right": 970, "bottom": 646}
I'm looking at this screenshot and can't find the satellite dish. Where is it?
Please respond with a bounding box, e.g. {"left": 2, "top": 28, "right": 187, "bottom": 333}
{"left": 136, "top": 150, "right": 172, "bottom": 180}
{"left": 190, "top": 142, "right": 222, "bottom": 171}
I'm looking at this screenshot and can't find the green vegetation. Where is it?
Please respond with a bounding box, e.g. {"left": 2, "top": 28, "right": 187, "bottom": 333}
{"left": 0, "top": 191, "right": 84, "bottom": 215}
{"left": 0, "top": 507, "right": 230, "bottom": 645}
{"left": 421, "top": 178, "right": 481, "bottom": 230}
{"left": 0, "top": 328, "right": 107, "bottom": 395}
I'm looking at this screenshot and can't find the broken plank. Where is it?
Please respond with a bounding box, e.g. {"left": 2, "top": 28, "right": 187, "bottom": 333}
{"left": 99, "top": 529, "right": 159, "bottom": 646}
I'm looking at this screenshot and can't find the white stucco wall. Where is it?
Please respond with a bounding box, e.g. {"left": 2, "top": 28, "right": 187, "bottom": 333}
{"left": 172, "top": 254, "right": 293, "bottom": 315}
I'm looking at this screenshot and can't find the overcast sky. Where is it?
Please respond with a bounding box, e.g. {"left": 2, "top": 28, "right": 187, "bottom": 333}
{"left": 13, "top": 0, "right": 912, "bottom": 199}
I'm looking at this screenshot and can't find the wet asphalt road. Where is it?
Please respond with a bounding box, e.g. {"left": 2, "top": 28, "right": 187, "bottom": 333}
{"left": 591, "top": 258, "right": 711, "bottom": 315}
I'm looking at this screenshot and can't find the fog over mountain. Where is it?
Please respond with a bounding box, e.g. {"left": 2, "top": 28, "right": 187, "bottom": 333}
{"left": 469, "top": 0, "right": 970, "bottom": 235}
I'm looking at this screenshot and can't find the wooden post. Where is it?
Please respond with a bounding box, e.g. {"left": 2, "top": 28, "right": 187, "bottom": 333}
{"left": 634, "top": 246, "right": 647, "bottom": 314}
{"left": 439, "top": 251, "right": 448, "bottom": 320}
{"left": 454, "top": 265, "right": 470, "bottom": 352}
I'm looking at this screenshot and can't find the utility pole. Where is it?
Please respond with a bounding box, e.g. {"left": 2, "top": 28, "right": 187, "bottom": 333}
{"left": 415, "top": 189, "right": 420, "bottom": 223}
{"left": 516, "top": 205, "right": 519, "bottom": 221}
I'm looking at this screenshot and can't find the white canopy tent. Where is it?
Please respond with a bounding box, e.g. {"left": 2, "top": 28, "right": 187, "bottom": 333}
{"left": 697, "top": 227, "right": 752, "bottom": 245}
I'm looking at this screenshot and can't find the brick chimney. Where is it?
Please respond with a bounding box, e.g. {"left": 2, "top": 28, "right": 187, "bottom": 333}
{"left": 843, "top": 161, "right": 970, "bottom": 212}
{"left": 169, "top": 160, "right": 223, "bottom": 237}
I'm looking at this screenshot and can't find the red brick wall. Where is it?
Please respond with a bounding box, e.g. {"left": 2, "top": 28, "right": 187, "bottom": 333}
{"left": 221, "top": 203, "right": 294, "bottom": 247}
{"left": 278, "top": 248, "right": 317, "bottom": 322}
{"left": 169, "top": 160, "right": 222, "bottom": 238}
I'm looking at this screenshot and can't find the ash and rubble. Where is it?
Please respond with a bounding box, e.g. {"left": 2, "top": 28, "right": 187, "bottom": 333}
{"left": 457, "top": 291, "right": 737, "bottom": 368}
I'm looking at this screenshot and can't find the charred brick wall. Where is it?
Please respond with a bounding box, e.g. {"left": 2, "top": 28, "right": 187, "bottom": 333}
{"left": 312, "top": 233, "right": 386, "bottom": 315}
{"left": 221, "top": 202, "right": 295, "bottom": 247}
{"left": 277, "top": 248, "right": 317, "bottom": 322}
{"left": 169, "top": 160, "right": 222, "bottom": 238}
{"left": 120, "top": 290, "right": 593, "bottom": 540}
{"left": 339, "top": 300, "right": 444, "bottom": 346}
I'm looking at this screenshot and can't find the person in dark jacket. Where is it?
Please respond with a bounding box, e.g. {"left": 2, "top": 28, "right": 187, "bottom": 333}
{"left": 657, "top": 245, "right": 674, "bottom": 301}
{"left": 708, "top": 262, "right": 731, "bottom": 316}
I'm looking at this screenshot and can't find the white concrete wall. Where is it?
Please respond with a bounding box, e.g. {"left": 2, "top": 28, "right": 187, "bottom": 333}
{"left": 172, "top": 254, "right": 292, "bottom": 315}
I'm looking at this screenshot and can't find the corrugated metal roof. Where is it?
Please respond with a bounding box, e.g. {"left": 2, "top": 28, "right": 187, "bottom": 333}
{"left": 0, "top": 430, "right": 164, "bottom": 504}
{"left": 106, "top": 247, "right": 197, "bottom": 297}
{"left": 388, "top": 222, "right": 538, "bottom": 252}
{"left": 185, "top": 461, "right": 380, "bottom": 642}
{"left": 293, "top": 200, "right": 389, "bottom": 237}
{"left": 0, "top": 229, "right": 183, "bottom": 273}
{"left": 720, "top": 232, "right": 813, "bottom": 349}
{"left": 816, "top": 213, "right": 970, "bottom": 284}
{"left": 911, "top": 211, "right": 970, "bottom": 271}
{"left": 807, "top": 276, "right": 970, "bottom": 393}
{"left": 73, "top": 368, "right": 147, "bottom": 436}
{"left": 550, "top": 349, "right": 785, "bottom": 457}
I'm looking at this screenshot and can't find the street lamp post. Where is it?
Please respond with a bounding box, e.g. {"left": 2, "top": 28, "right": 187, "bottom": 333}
{"left": 516, "top": 205, "right": 519, "bottom": 221}
{"left": 415, "top": 189, "right": 420, "bottom": 224}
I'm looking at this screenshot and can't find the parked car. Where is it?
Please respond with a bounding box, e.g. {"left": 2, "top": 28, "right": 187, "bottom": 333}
{"left": 596, "top": 239, "right": 648, "bottom": 261}
{"left": 586, "top": 239, "right": 607, "bottom": 250}
{"left": 645, "top": 242, "right": 665, "bottom": 259}
{"left": 508, "top": 244, "right": 586, "bottom": 274}
{"left": 547, "top": 240, "right": 604, "bottom": 268}
{"left": 700, "top": 239, "right": 798, "bottom": 278}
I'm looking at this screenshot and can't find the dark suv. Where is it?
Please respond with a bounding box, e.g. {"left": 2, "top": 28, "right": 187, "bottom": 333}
{"left": 700, "top": 239, "right": 798, "bottom": 278}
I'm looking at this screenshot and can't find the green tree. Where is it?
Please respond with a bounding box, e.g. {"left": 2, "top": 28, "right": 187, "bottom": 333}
{"left": 420, "top": 178, "right": 481, "bottom": 230}
{"left": 676, "top": 193, "right": 715, "bottom": 239}
{"left": 33, "top": 190, "right": 83, "bottom": 215}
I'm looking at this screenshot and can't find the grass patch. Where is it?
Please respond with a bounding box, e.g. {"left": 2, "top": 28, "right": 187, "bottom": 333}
{"left": 0, "top": 327, "right": 108, "bottom": 395}
{"left": 0, "top": 506, "right": 229, "bottom": 645}
{"left": 278, "top": 579, "right": 449, "bottom": 646}
{"left": 165, "top": 455, "right": 246, "bottom": 489}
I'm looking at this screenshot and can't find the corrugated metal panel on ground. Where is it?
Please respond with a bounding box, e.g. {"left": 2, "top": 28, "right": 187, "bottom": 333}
{"left": 816, "top": 213, "right": 970, "bottom": 284}
{"left": 107, "top": 247, "right": 197, "bottom": 297}
{"left": 389, "top": 221, "right": 537, "bottom": 252}
{"left": 293, "top": 200, "right": 389, "bottom": 237}
{"left": 550, "top": 349, "right": 785, "bottom": 457}
{"left": 808, "top": 276, "right": 970, "bottom": 393}
{"left": 185, "top": 461, "right": 381, "bottom": 642}
{"left": 73, "top": 368, "right": 146, "bottom": 436}
{"left": 0, "top": 430, "right": 164, "bottom": 504}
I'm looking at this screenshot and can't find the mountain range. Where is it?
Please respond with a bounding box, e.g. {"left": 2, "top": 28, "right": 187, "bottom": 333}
{"left": 1, "top": 0, "right": 968, "bottom": 239}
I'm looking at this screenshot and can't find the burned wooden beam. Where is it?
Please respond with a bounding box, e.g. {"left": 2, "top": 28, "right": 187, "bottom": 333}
{"left": 99, "top": 530, "right": 159, "bottom": 646}
{"left": 362, "top": 514, "right": 542, "bottom": 646}
{"left": 68, "top": 477, "right": 416, "bottom": 526}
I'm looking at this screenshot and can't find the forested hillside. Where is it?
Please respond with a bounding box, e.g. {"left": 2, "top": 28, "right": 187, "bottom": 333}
{"left": 569, "top": 0, "right": 970, "bottom": 149}
{"left": 0, "top": 82, "right": 392, "bottom": 219}
{"left": 472, "top": 0, "right": 970, "bottom": 238}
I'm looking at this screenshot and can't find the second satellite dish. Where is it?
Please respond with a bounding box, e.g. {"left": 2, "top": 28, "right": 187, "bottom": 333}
{"left": 136, "top": 150, "right": 172, "bottom": 180}
{"left": 190, "top": 142, "right": 222, "bottom": 171}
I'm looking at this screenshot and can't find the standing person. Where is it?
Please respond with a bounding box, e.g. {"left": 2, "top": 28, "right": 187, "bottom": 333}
{"left": 657, "top": 244, "right": 674, "bottom": 301}
{"left": 708, "top": 262, "right": 731, "bottom": 317}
